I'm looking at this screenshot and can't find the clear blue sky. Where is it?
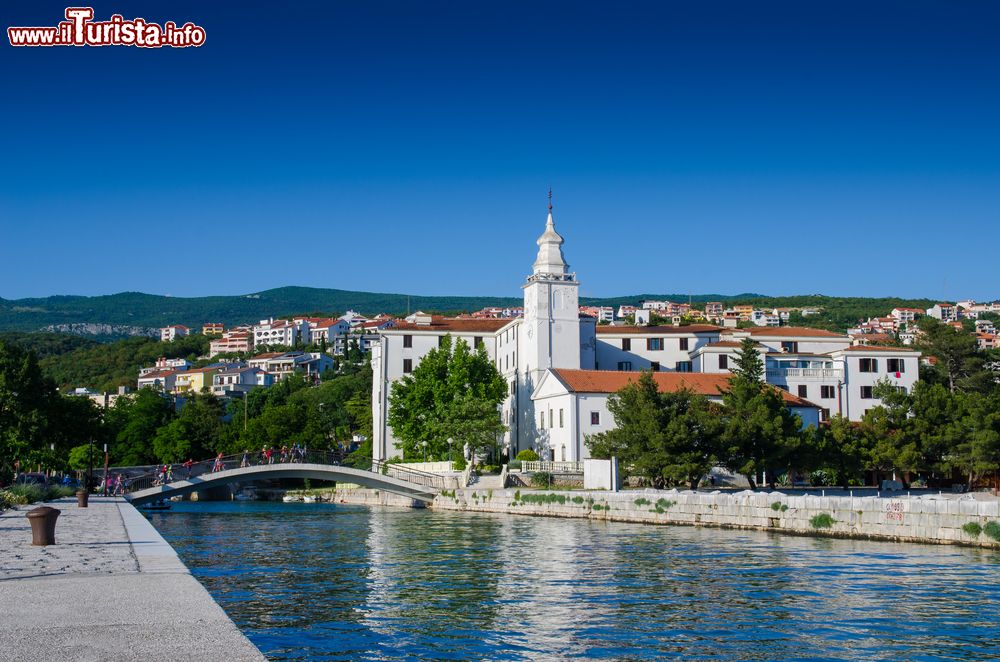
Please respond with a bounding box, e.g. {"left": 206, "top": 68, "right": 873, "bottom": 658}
{"left": 1, "top": 1, "right": 998, "bottom": 301}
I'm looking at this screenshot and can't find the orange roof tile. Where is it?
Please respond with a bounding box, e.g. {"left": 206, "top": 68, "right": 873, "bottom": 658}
{"left": 388, "top": 317, "right": 511, "bottom": 333}
{"left": 743, "top": 327, "right": 845, "bottom": 338}
{"left": 596, "top": 324, "right": 721, "bottom": 335}
{"left": 839, "top": 345, "right": 919, "bottom": 353}
{"left": 550, "top": 369, "right": 816, "bottom": 408}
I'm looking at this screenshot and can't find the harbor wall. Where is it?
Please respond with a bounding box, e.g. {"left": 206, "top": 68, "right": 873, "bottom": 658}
{"left": 429, "top": 487, "right": 1000, "bottom": 548}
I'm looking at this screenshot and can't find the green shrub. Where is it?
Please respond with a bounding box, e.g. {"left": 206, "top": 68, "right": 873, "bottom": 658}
{"left": 592, "top": 503, "right": 604, "bottom": 511}
{"left": 962, "top": 522, "right": 983, "bottom": 537}
{"left": 439, "top": 489, "right": 455, "bottom": 498}
{"left": 508, "top": 460, "right": 522, "bottom": 470}
{"left": 572, "top": 496, "right": 584, "bottom": 504}
{"left": 771, "top": 501, "right": 782, "bottom": 511}
{"left": 655, "top": 498, "right": 675, "bottom": 510}
{"left": 453, "top": 456, "right": 467, "bottom": 471}
{"left": 514, "top": 490, "right": 521, "bottom": 501}
{"left": 634, "top": 497, "right": 651, "bottom": 506}
{"left": 809, "top": 513, "right": 835, "bottom": 529}
{"left": 530, "top": 472, "right": 552, "bottom": 488}
{"left": 515, "top": 449, "right": 540, "bottom": 462}
{"left": 984, "top": 521, "right": 1000, "bottom": 542}
{"left": 481, "top": 464, "right": 500, "bottom": 475}
{"left": 520, "top": 492, "right": 567, "bottom": 506}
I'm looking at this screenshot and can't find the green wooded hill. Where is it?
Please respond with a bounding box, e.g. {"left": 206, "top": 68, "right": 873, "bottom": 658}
{"left": 0, "top": 286, "right": 942, "bottom": 338}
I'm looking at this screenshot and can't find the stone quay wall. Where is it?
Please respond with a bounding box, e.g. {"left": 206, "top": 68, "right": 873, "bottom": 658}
{"left": 429, "top": 487, "right": 1000, "bottom": 548}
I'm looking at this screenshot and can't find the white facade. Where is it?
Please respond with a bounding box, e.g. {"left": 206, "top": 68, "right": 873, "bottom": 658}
{"left": 159, "top": 325, "right": 189, "bottom": 342}
{"left": 252, "top": 318, "right": 309, "bottom": 348}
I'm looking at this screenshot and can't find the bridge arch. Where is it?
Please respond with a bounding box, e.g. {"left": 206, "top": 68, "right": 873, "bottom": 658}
{"left": 125, "top": 463, "right": 439, "bottom": 505}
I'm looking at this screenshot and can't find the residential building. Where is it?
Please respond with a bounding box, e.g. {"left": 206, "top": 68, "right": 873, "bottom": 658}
{"left": 139, "top": 357, "right": 191, "bottom": 376}
{"left": 890, "top": 308, "right": 923, "bottom": 326}
{"left": 926, "top": 303, "right": 957, "bottom": 322}
{"left": 174, "top": 366, "right": 223, "bottom": 394}
{"left": 252, "top": 318, "right": 309, "bottom": 348}
{"left": 160, "top": 325, "right": 189, "bottom": 342}
{"left": 137, "top": 369, "right": 177, "bottom": 392}
{"left": 209, "top": 329, "right": 251, "bottom": 357}
{"left": 704, "top": 302, "right": 724, "bottom": 319}
{"left": 248, "top": 351, "right": 334, "bottom": 380}
{"left": 211, "top": 367, "right": 275, "bottom": 397}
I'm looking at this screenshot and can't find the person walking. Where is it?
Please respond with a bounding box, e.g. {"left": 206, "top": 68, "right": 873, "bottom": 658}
{"left": 240, "top": 450, "right": 250, "bottom": 468}
{"left": 184, "top": 458, "right": 194, "bottom": 479}
{"left": 166, "top": 464, "right": 173, "bottom": 482}
{"left": 213, "top": 452, "right": 224, "bottom": 472}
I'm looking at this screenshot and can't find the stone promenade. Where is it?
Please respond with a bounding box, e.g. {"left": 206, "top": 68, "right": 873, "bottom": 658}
{"left": 0, "top": 496, "right": 267, "bottom": 662}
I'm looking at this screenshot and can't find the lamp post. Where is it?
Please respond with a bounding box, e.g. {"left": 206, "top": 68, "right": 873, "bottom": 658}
{"left": 421, "top": 440, "right": 428, "bottom": 463}
{"left": 103, "top": 443, "right": 109, "bottom": 496}
{"left": 448, "top": 437, "right": 454, "bottom": 464}
{"left": 87, "top": 439, "right": 94, "bottom": 492}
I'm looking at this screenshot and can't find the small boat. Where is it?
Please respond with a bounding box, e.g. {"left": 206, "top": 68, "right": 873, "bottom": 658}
{"left": 234, "top": 487, "right": 257, "bottom": 501}
{"left": 141, "top": 499, "right": 172, "bottom": 511}
{"left": 302, "top": 495, "right": 317, "bottom": 503}
{"left": 282, "top": 494, "right": 302, "bottom": 503}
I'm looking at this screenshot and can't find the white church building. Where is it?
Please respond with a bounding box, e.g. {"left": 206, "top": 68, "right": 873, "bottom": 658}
{"left": 370, "top": 204, "right": 920, "bottom": 462}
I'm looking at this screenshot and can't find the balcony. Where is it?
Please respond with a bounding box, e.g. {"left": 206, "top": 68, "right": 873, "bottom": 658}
{"left": 766, "top": 368, "right": 843, "bottom": 380}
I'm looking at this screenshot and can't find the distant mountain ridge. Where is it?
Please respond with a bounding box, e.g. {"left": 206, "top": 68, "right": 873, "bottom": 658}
{"left": 0, "top": 286, "right": 938, "bottom": 338}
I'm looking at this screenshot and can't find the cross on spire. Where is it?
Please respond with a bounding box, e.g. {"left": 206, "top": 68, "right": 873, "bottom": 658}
{"left": 548, "top": 187, "right": 553, "bottom": 212}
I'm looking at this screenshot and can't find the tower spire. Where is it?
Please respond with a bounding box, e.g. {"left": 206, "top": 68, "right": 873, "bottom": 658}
{"left": 532, "top": 189, "right": 568, "bottom": 277}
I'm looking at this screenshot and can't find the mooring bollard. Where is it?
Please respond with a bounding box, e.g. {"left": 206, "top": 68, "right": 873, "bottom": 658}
{"left": 26, "top": 506, "right": 61, "bottom": 546}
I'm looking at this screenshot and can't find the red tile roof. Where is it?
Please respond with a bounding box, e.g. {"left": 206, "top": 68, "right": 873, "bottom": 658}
{"left": 549, "top": 369, "right": 816, "bottom": 408}
{"left": 703, "top": 341, "right": 742, "bottom": 348}
{"left": 596, "top": 324, "right": 721, "bottom": 335}
{"left": 388, "top": 317, "right": 511, "bottom": 333}
{"left": 838, "top": 345, "right": 920, "bottom": 353}
{"left": 743, "top": 327, "right": 845, "bottom": 338}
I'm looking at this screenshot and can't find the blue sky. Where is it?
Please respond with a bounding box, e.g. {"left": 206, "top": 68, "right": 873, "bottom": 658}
{"left": 1, "top": 1, "right": 998, "bottom": 301}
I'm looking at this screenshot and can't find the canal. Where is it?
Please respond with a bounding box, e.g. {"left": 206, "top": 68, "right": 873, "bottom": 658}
{"left": 150, "top": 501, "right": 1000, "bottom": 661}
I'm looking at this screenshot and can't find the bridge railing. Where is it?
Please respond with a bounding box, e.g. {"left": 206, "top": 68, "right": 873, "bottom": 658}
{"left": 120, "top": 447, "right": 348, "bottom": 494}
{"left": 371, "top": 459, "right": 446, "bottom": 490}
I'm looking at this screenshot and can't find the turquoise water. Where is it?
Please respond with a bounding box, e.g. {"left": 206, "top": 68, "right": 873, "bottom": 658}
{"left": 150, "top": 501, "right": 1000, "bottom": 661}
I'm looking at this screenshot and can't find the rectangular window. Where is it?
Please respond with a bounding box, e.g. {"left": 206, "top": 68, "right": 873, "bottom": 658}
{"left": 781, "top": 341, "right": 799, "bottom": 353}
{"left": 510, "top": 381, "right": 516, "bottom": 396}
{"left": 859, "top": 358, "right": 878, "bottom": 373}
{"left": 860, "top": 385, "right": 874, "bottom": 399}
{"left": 650, "top": 361, "right": 660, "bottom": 372}
{"left": 821, "top": 408, "right": 830, "bottom": 422}
{"left": 540, "top": 412, "right": 545, "bottom": 429}
{"left": 679, "top": 338, "right": 689, "bottom": 351}
{"left": 622, "top": 338, "right": 631, "bottom": 351}
{"left": 647, "top": 338, "right": 663, "bottom": 351}
{"left": 719, "top": 354, "right": 728, "bottom": 370}
{"left": 617, "top": 361, "right": 632, "bottom": 371}
{"left": 559, "top": 409, "right": 564, "bottom": 428}
{"left": 403, "top": 335, "right": 412, "bottom": 348}
{"left": 590, "top": 411, "right": 600, "bottom": 425}
{"left": 820, "top": 385, "right": 835, "bottom": 399}
{"left": 549, "top": 409, "right": 553, "bottom": 428}
{"left": 797, "top": 385, "right": 808, "bottom": 398}
{"left": 675, "top": 361, "right": 693, "bottom": 373}
{"left": 402, "top": 358, "right": 413, "bottom": 374}
{"left": 474, "top": 336, "right": 483, "bottom": 348}
{"left": 438, "top": 336, "right": 446, "bottom": 348}
{"left": 887, "top": 358, "right": 905, "bottom": 373}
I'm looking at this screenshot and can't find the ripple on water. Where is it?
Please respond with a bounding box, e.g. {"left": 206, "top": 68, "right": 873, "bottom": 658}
{"left": 149, "top": 501, "right": 1000, "bottom": 661}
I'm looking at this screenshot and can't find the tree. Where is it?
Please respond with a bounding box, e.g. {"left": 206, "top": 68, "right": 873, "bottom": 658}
{"left": 719, "top": 338, "right": 803, "bottom": 488}
{"left": 915, "top": 317, "right": 990, "bottom": 392}
{"left": 814, "top": 416, "right": 871, "bottom": 489}
{"left": 387, "top": 336, "right": 506, "bottom": 461}
{"left": 104, "top": 388, "right": 175, "bottom": 465}
{"left": 587, "top": 372, "right": 723, "bottom": 489}
{"left": 950, "top": 391, "right": 1000, "bottom": 488}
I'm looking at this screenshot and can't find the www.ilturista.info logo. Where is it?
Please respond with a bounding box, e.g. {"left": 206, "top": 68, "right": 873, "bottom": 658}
{"left": 8, "top": 7, "right": 206, "bottom": 48}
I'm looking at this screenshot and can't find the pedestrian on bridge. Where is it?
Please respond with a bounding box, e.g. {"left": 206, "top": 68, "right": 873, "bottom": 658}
{"left": 183, "top": 458, "right": 194, "bottom": 478}
{"left": 212, "top": 452, "right": 224, "bottom": 472}
{"left": 240, "top": 450, "right": 250, "bottom": 468}
{"left": 166, "top": 464, "right": 173, "bottom": 482}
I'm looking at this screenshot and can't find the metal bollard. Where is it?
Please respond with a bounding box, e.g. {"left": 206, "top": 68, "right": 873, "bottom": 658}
{"left": 26, "top": 506, "right": 61, "bottom": 546}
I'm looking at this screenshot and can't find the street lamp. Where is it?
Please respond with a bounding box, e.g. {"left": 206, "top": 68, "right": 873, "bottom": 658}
{"left": 421, "top": 440, "right": 428, "bottom": 463}
{"left": 447, "top": 437, "right": 454, "bottom": 464}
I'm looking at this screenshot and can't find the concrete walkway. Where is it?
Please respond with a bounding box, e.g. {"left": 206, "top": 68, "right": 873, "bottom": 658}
{"left": 0, "top": 496, "right": 266, "bottom": 662}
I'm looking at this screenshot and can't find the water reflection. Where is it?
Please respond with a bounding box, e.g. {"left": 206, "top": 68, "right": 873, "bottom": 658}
{"left": 150, "top": 503, "right": 1000, "bottom": 661}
